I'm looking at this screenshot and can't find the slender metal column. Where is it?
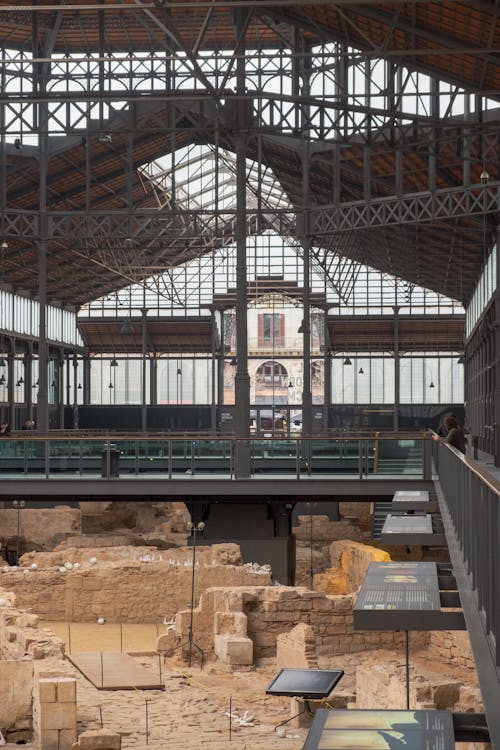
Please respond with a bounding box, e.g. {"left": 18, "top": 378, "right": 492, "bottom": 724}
{"left": 323, "top": 306, "right": 331, "bottom": 431}
{"left": 393, "top": 305, "right": 400, "bottom": 431}
{"left": 210, "top": 307, "right": 217, "bottom": 431}
{"left": 83, "top": 354, "right": 91, "bottom": 406}
{"left": 36, "top": 18, "right": 49, "bottom": 434}
{"left": 150, "top": 356, "right": 157, "bottom": 406}
{"left": 72, "top": 355, "right": 79, "bottom": 428}
{"left": 233, "top": 10, "right": 251, "bottom": 476}
{"left": 141, "top": 307, "right": 148, "bottom": 432}
{"left": 58, "top": 350, "right": 65, "bottom": 428}
{"left": 300, "top": 42, "right": 313, "bottom": 437}
{"left": 26, "top": 345, "right": 33, "bottom": 421}
{"left": 7, "top": 339, "right": 15, "bottom": 428}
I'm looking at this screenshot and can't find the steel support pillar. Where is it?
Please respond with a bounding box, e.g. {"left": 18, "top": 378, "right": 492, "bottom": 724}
{"left": 233, "top": 11, "right": 251, "bottom": 477}
{"left": 210, "top": 307, "right": 217, "bottom": 431}
{"left": 393, "top": 305, "right": 400, "bottom": 431}
{"left": 323, "top": 306, "right": 331, "bottom": 431}
{"left": 141, "top": 307, "right": 147, "bottom": 432}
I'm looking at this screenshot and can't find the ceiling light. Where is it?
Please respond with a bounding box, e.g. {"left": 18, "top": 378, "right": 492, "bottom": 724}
{"left": 343, "top": 357, "right": 352, "bottom": 366}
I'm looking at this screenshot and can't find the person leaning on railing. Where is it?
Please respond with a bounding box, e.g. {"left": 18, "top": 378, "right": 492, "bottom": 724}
{"left": 443, "top": 415, "right": 466, "bottom": 454}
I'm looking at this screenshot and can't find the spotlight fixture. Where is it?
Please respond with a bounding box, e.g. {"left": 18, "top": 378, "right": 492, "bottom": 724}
{"left": 77, "top": 383, "right": 82, "bottom": 390}
{"left": 0, "top": 375, "right": 5, "bottom": 385}
{"left": 457, "top": 353, "right": 465, "bottom": 364}
{"left": 0, "top": 358, "right": 5, "bottom": 367}
{"left": 16, "top": 377, "right": 24, "bottom": 386}
{"left": 98, "top": 132, "right": 112, "bottom": 144}
{"left": 108, "top": 382, "right": 114, "bottom": 389}
{"left": 429, "top": 381, "right": 435, "bottom": 389}
{"left": 297, "top": 320, "right": 306, "bottom": 334}
{"left": 177, "top": 368, "right": 182, "bottom": 376}
{"left": 480, "top": 168, "right": 490, "bottom": 184}
{"left": 229, "top": 357, "right": 237, "bottom": 367}
{"left": 343, "top": 357, "right": 352, "bottom": 366}
{"left": 14, "top": 138, "right": 21, "bottom": 150}
{"left": 110, "top": 358, "right": 118, "bottom": 367}
{"left": 358, "top": 367, "right": 364, "bottom": 374}
{"left": 288, "top": 381, "right": 293, "bottom": 388}
{"left": 1, "top": 241, "right": 7, "bottom": 250}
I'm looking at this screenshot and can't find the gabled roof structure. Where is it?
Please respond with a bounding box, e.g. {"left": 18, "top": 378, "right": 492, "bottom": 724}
{"left": 1, "top": 0, "right": 500, "bottom": 310}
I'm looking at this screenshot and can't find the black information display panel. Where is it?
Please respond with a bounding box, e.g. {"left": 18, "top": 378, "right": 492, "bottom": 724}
{"left": 354, "top": 562, "right": 443, "bottom": 630}
{"left": 303, "top": 709, "right": 455, "bottom": 750}
{"left": 266, "top": 669, "right": 344, "bottom": 699}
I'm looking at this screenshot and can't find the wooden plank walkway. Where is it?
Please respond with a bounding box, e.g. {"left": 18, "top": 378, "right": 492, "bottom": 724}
{"left": 66, "top": 652, "right": 164, "bottom": 690}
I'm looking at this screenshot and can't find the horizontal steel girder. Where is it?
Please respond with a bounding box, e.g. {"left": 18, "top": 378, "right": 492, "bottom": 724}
{"left": 3, "top": 183, "right": 499, "bottom": 243}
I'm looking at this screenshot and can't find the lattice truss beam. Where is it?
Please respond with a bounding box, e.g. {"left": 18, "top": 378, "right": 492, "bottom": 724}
{"left": 1, "top": 3, "right": 500, "bottom": 307}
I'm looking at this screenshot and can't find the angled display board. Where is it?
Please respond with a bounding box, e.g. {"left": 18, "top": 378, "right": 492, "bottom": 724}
{"left": 303, "top": 709, "right": 455, "bottom": 750}
{"left": 380, "top": 514, "right": 446, "bottom": 545}
{"left": 354, "top": 562, "right": 449, "bottom": 630}
{"left": 266, "top": 668, "right": 344, "bottom": 699}
{"left": 391, "top": 490, "right": 438, "bottom": 512}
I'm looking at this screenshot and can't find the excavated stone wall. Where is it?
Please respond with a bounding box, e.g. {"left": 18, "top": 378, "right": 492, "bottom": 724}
{"left": 0, "top": 585, "right": 74, "bottom": 746}
{"left": 2, "top": 544, "right": 271, "bottom": 623}
{"left": 175, "top": 585, "right": 419, "bottom": 661}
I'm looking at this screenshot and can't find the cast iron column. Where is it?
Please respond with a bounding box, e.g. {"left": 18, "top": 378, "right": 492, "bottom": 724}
{"left": 233, "top": 10, "right": 251, "bottom": 476}
{"left": 393, "top": 305, "right": 400, "bottom": 431}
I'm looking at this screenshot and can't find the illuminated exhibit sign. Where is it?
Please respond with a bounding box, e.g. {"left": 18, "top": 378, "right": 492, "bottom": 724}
{"left": 354, "top": 561, "right": 443, "bottom": 630}
{"left": 303, "top": 709, "right": 454, "bottom": 750}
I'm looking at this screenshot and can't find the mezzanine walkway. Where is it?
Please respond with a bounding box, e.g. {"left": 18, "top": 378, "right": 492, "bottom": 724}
{"left": 0, "top": 432, "right": 432, "bottom": 500}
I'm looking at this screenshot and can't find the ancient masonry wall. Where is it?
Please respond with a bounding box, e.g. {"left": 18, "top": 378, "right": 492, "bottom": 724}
{"left": 1, "top": 545, "right": 271, "bottom": 623}
{"left": 0, "top": 585, "right": 75, "bottom": 746}
{"left": 0, "top": 507, "right": 81, "bottom": 550}
{"left": 177, "top": 585, "right": 426, "bottom": 660}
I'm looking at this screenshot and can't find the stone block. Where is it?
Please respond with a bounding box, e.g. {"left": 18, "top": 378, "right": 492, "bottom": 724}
{"left": 214, "top": 634, "right": 253, "bottom": 665}
{"left": 60, "top": 728, "right": 79, "bottom": 750}
{"left": 214, "top": 611, "right": 247, "bottom": 636}
{"left": 38, "top": 678, "right": 58, "bottom": 703}
{"left": 40, "top": 729, "right": 62, "bottom": 750}
{"left": 57, "top": 677, "right": 77, "bottom": 703}
{"left": 40, "top": 701, "right": 77, "bottom": 731}
{"left": 78, "top": 728, "right": 121, "bottom": 749}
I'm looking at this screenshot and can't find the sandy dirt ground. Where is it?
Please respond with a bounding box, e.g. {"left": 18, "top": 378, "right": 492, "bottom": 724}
{"left": 41, "top": 621, "right": 342, "bottom": 750}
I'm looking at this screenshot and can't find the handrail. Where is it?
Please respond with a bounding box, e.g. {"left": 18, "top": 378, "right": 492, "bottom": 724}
{"left": 5, "top": 430, "right": 431, "bottom": 442}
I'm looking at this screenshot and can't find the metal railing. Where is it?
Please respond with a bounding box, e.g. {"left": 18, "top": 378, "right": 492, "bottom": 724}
{"left": 0, "top": 431, "right": 432, "bottom": 480}
{"left": 434, "top": 436, "right": 500, "bottom": 747}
